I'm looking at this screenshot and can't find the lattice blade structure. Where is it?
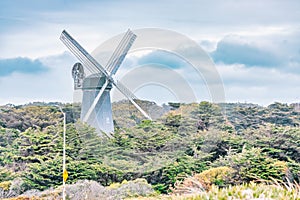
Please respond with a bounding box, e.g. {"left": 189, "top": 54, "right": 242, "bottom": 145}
{"left": 115, "top": 80, "right": 138, "bottom": 100}
{"left": 105, "top": 29, "right": 137, "bottom": 76}
{"left": 60, "top": 30, "right": 108, "bottom": 77}
{"left": 114, "top": 81, "right": 152, "bottom": 120}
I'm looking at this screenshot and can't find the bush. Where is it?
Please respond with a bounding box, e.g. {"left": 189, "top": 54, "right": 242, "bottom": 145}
{"left": 195, "top": 166, "right": 235, "bottom": 187}
{"left": 0, "top": 178, "right": 25, "bottom": 199}
{"left": 16, "top": 179, "right": 155, "bottom": 200}
{"left": 0, "top": 180, "right": 11, "bottom": 190}
{"left": 66, "top": 180, "right": 105, "bottom": 200}
{"left": 0, "top": 166, "right": 15, "bottom": 182}
{"left": 145, "top": 156, "right": 207, "bottom": 194}
{"left": 107, "top": 178, "right": 155, "bottom": 198}
{"left": 212, "top": 148, "right": 288, "bottom": 184}
{"left": 184, "top": 182, "right": 300, "bottom": 200}
{"left": 171, "top": 167, "right": 234, "bottom": 195}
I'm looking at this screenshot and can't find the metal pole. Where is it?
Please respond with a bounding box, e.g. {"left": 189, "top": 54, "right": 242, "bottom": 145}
{"left": 62, "top": 110, "right": 66, "bottom": 200}
{"left": 57, "top": 106, "right": 66, "bottom": 200}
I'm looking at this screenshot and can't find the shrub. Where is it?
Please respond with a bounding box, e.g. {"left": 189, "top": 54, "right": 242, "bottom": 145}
{"left": 0, "top": 180, "right": 11, "bottom": 190}
{"left": 65, "top": 180, "right": 105, "bottom": 200}
{"left": 108, "top": 178, "right": 155, "bottom": 198}
{"left": 195, "top": 166, "right": 235, "bottom": 187}
{"left": 16, "top": 179, "right": 155, "bottom": 200}
{"left": 0, "top": 166, "right": 15, "bottom": 182}
{"left": 171, "top": 167, "right": 234, "bottom": 195}
{"left": 212, "top": 148, "right": 288, "bottom": 184}
{"left": 0, "top": 178, "right": 25, "bottom": 199}
{"left": 187, "top": 182, "right": 300, "bottom": 200}
{"left": 145, "top": 156, "right": 207, "bottom": 194}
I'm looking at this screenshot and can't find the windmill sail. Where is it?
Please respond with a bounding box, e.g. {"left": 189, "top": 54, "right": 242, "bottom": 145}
{"left": 105, "top": 29, "right": 137, "bottom": 75}
{"left": 60, "top": 30, "right": 108, "bottom": 77}
{"left": 115, "top": 81, "right": 152, "bottom": 120}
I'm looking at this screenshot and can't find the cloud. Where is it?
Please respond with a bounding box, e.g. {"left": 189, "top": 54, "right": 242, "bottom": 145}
{"left": 1, "top": 0, "right": 300, "bottom": 105}
{"left": 0, "top": 57, "right": 48, "bottom": 77}
{"left": 216, "top": 63, "right": 300, "bottom": 105}
{"left": 210, "top": 30, "right": 300, "bottom": 104}
{"left": 0, "top": 52, "right": 75, "bottom": 105}
{"left": 114, "top": 49, "right": 218, "bottom": 104}
{"left": 211, "top": 36, "right": 280, "bottom": 67}
{"left": 1, "top": 0, "right": 300, "bottom": 59}
{"left": 211, "top": 29, "right": 300, "bottom": 74}
{"left": 112, "top": 64, "right": 198, "bottom": 104}
{"left": 119, "top": 27, "right": 300, "bottom": 105}
{"left": 136, "top": 50, "right": 187, "bottom": 69}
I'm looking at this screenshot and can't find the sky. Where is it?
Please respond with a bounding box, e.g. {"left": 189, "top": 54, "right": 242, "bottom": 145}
{"left": 0, "top": 0, "right": 300, "bottom": 106}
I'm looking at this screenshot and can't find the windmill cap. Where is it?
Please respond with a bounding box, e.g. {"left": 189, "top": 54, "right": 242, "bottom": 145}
{"left": 82, "top": 74, "right": 112, "bottom": 90}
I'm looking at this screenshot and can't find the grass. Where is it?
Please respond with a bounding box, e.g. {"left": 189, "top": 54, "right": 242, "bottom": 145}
{"left": 3, "top": 181, "right": 300, "bottom": 199}
{"left": 127, "top": 181, "right": 300, "bottom": 200}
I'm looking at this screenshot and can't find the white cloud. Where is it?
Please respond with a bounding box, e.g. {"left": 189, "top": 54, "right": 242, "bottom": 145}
{"left": 217, "top": 63, "right": 300, "bottom": 105}
{"left": 1, "top": 0, "right": 300, "bottom": 58}
{"left": 211, "top": 27, "right": 300, "bottom": 78}
{"left": 0, "top": 52, "right": 75, "bottom": 105}
{"left": 0, "top": 0, "right": 300, "bottom": 105}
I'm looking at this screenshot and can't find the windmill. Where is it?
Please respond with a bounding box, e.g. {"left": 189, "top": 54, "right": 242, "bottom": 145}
{"left": 60, "top": 29, "right": 152, "bottom": 136}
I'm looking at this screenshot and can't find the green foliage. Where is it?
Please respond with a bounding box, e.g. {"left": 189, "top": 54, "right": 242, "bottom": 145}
{"left": 242, "top": 125, "right": 300, "bottom": 163}
{"left": 223, "top": 102, "right": 300, "bottom": 133}
{"left": 287, "top": 159, "right": 300, "bottom": 183}
{"left": 21, "top": 122, "right": 110, "bottom": 190}
{"left": 62, "top": 103, "right": 81, "bottom": 124}
{"left": 111, "top": 131, "right": 131, "bottom": 147}
{"left": 0, "top": 180, "right": 11, "bottom": 190}
{"left": 193, "top": 101, "right": 225, "bottom": 131}
{"left": 0, "top": 105, "right": 63, "bottom": 131}
{"left": 0, "top": 166, "right": 15, "bottom": 182}
{"left": 0, "top": 128, "right": 19, "bottom": 165}
{"left": 13, "top": 126, "right": 62, "bottom": 163}
{"left": 168, "top": 102, "right": 181, "bottom": 110}
{"left": 67, "top": 161, "right": 98, "bottom": 183}
{"left": 266, "top": 102, "right": 299, "bottom": 126}
{"left": 0, "top": 127, "right": 19, "bottom": 147}
{"left": 164, "top": 113, "right": 182, "bottom": 129}
{"left": 145, "top": 155, "right": 207, "bottom": 193}
{"left": 92, "top": 163, "right": 124, "bottom": 186}
{"left": 0, "top": 178, "right": 26, "bottom": 199}
{"left": 213, "top": 148, "right": 288, "bottom": 184}
{"left": 189, "top": 130, "right": 233, "bottom": 162}
{"left": 0, "top": 101, "right": 299, "bottom": 197}
{"left": 24, "top": 158, "right": 62, "bottom": 190}
{"left": 112, "top": 100, "right": 167, "bottom": 128}
{"left": 195, "top": 166, "right": 235, "bottom": 187}
{"left": 131, "top": 121, "right": 175, "bottom": 152}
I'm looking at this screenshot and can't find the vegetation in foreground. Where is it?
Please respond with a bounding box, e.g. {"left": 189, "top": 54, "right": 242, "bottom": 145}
{"left": 3, "top": 181, "right": 300, "bottom": 199}
{"left": 0, "top": 101, "right": 299, "bottom": 199}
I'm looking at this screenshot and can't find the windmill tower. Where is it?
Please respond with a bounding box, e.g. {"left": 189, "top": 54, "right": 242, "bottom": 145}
{"left": 60, "top": 29, "right": 151, "bottom": 136}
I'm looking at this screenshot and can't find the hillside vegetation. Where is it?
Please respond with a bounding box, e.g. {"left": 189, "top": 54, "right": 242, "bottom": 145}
{"left": 0, "top": 101, "right": 299, "bottom": 199}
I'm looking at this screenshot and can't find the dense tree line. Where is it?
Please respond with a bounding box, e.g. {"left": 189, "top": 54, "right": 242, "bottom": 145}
{"left": 0, "top": 101, "right": 299, "bottom": 195}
